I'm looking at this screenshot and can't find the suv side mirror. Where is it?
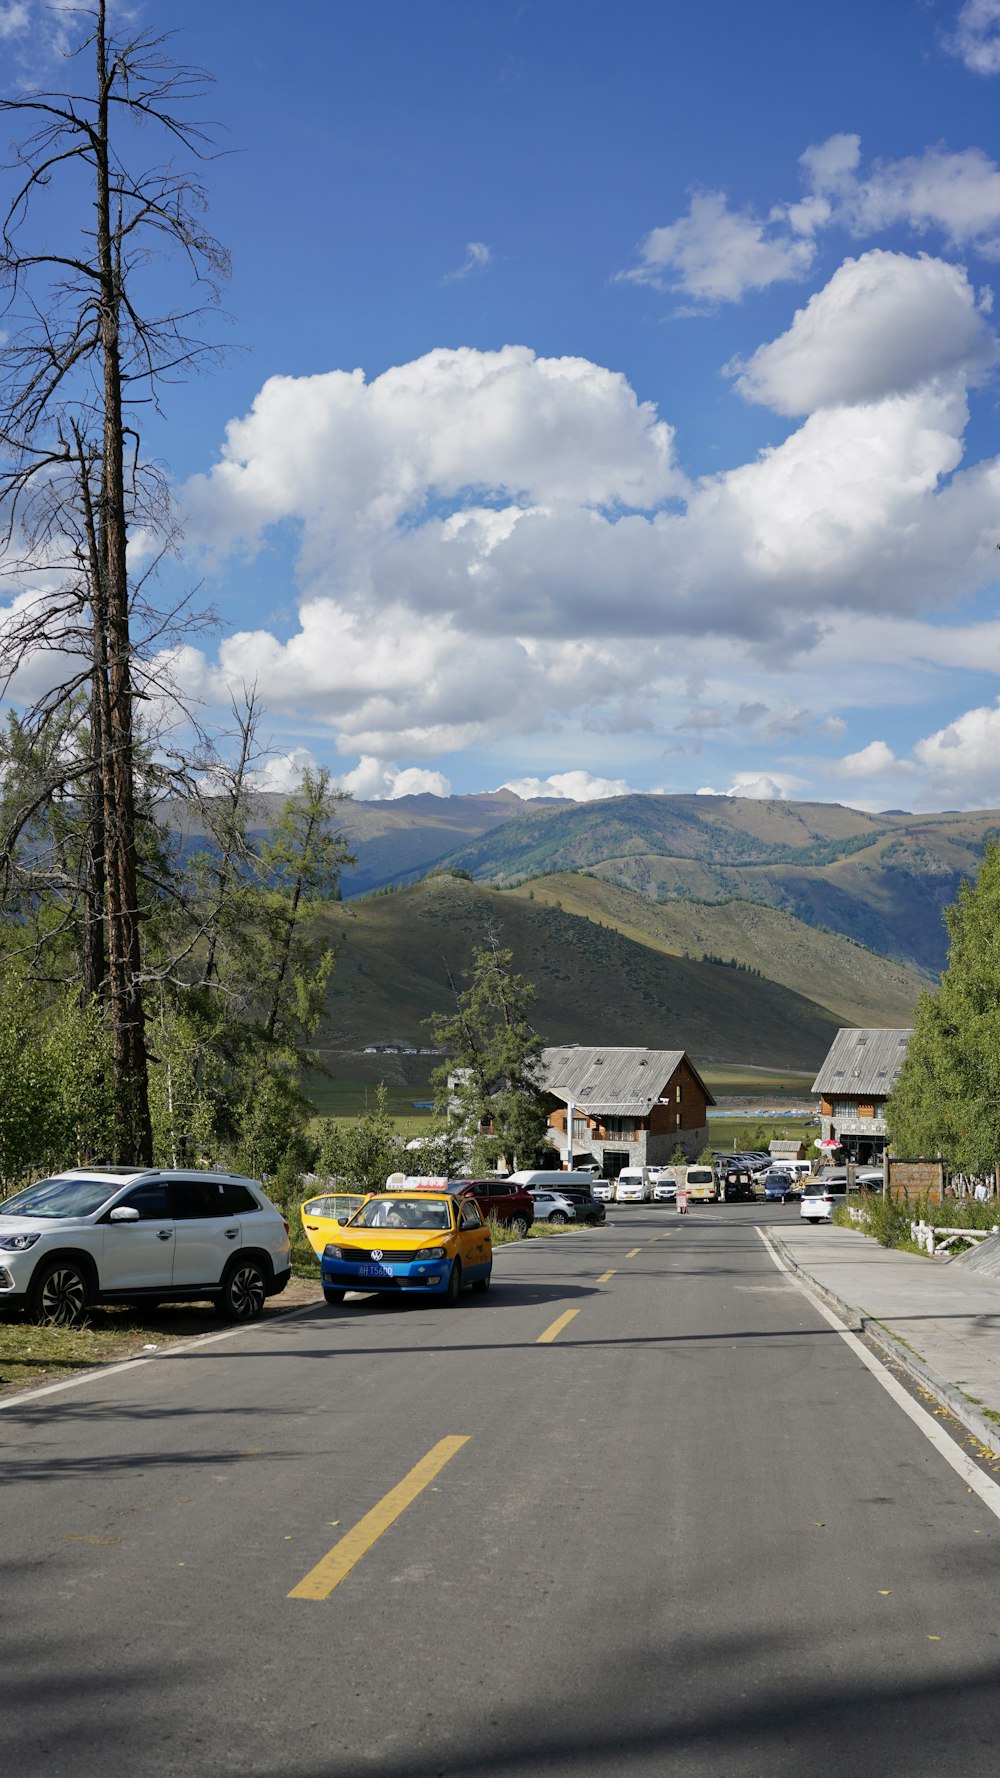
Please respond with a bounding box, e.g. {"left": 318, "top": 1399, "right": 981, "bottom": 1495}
{"left": 109, "top": 1205, "right": 141, "bottom": 1223}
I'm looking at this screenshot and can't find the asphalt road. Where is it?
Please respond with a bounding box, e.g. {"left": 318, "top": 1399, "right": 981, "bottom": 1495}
{"left": 3, "top": 1205, "right": 999, "bottom": 1777}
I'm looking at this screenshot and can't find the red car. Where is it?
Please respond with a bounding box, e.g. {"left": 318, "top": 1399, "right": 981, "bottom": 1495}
{"left": 449, "top": 1179, "right": 535, "bottom": 1236}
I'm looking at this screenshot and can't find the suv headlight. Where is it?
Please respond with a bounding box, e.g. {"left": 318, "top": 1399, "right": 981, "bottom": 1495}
{"left": 0, "top": 1231, "right": 41, "bottom": 1251}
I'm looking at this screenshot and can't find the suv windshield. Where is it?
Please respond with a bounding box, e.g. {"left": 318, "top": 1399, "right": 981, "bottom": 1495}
{"left": 0, "top": 1176, "right": 119, "bottom": 1219}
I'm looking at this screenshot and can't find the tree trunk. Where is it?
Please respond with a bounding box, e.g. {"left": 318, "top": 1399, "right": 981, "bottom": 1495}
{"left": 95, "top": 4, "right": 152, "bottom": 1164}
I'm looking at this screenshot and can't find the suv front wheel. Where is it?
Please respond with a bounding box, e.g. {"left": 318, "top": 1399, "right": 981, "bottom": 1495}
{"left": 27, "top": 1257, "right": 91, "bottom": 1328}
{"left": 215, "top": 1255, "right": 268, "bottom": 1322}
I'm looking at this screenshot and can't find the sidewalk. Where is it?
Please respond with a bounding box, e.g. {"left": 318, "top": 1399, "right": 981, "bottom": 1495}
{"left": 767, "top": 1221, "right": 1000, "bottom": 1461}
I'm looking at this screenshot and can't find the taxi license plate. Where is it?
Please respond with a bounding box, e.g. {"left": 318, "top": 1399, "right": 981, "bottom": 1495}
{"left": 360, "top": 1263, "right": 393, "bottom": 1277}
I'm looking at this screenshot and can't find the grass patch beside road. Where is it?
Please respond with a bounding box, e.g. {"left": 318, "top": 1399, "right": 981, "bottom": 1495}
{"left": 0, "top": 1277, "right": 324, "bottom": 1403}
{"left": 833, "top": 1193, "right": 999, "bottom": 1250}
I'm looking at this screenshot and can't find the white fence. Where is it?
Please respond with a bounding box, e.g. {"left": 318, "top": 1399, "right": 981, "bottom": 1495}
{"left": 909, "top": 1219, "right": 1000, "bottom": 1256}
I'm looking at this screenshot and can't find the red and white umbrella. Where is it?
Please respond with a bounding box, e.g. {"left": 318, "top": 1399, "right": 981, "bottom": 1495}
{"left": 814, "top": 1136, "right": 841, "bottom": 1150}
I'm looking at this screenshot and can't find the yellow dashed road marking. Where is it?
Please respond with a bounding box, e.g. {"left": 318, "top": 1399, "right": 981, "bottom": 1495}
{"left": 537, "top": 1309, "right": 580, "bottom": 1344}
{"left": 597, "top": 1269, "right": 616, "bottom": 1283}
{"left": 288, "top": 1435, "right": 470, "bottom": 1601}
{"left": 626, "top": 1247, "right": 641, "bottom": 1258}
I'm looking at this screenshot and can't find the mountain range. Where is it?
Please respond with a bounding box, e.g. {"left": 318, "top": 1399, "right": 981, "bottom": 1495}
{"left": 326, "top": 790, "right": 997, "bottom": 976}
{"left": 171, "top": 787, "right": 994, "bottom": 1073}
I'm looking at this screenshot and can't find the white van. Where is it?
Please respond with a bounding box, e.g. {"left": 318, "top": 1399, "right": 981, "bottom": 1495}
{"left": 615, "top": 1167, "right": 651, "bottom": 1203}
{"left": 650, "top": 1163, "right": 717, "bottom": 1202}
{"left": 683, "top": 1164, "right": 717, "bottom": 1202}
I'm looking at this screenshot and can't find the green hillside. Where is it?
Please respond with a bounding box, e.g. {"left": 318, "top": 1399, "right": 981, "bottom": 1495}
{"left": 316, "top": 875, "right": 842, "bottom": 1075}
{"left": 506, "top": 873, "right": 928, "bottom": 1027}
{"left": 418, "top": 795, "right": 1000, "bottom": 972}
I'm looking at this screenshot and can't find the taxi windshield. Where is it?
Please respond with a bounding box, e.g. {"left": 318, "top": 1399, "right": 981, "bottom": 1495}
{"left": 350, "top": 1196, "right": 454, "bottom": 1231}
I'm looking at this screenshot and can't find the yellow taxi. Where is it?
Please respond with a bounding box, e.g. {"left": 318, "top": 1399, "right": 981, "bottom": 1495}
{"left": 300, "top": 1191, "right": 368, "bottom": 1257}
{"left": 317, "top": 1188, "right": 493, "bottom": 1307}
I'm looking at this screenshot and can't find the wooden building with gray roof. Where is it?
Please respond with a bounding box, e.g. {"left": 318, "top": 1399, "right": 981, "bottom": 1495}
{"left": 540, "top": 1045, "right": 715, "bottom": 1177}
{"left": 811, "top": 1027, "right": 913, "bottom": 1164}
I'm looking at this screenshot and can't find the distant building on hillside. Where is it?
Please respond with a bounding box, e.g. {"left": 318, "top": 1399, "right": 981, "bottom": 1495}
{"left": 540, "top": 1045, "right": 715, "bottom": 1177}
{"left": 811, "top": 1028, "right": 913, "bottom": 1165}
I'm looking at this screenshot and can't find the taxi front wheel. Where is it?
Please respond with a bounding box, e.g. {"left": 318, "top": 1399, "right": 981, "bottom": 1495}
{"left": 441, "top": 1260, "right": 462, "bottom": 1306}
{"left": 472, "top": 1271, "right": 491, "bottom": 1294}
{"left": 323, "top": 1287, "right": 345, "bottom": 1305}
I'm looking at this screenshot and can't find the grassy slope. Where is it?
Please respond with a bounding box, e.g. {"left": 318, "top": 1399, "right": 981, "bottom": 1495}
{"left": 506, "top": 873, "right": 927, "bottom": 1027}
{"left": 317, "top": 876, "right": 842, "bottom": 1071}
{"left": 431, "top": 796, "right": 999, "bottom": 974}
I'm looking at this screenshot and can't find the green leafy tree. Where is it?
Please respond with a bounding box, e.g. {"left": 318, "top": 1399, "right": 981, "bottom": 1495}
{"left": 178, "top": 763, "right": 355, "bottom": 1169}
{"left": 0, "top": 973, "right": 116, "bottom": 1188}
{"left": 887, "top": 836, "right": 1000, "bottom": 1171}
{"left": 427, "top": 928, "right": 549, "bottom": 1171}
{"left": 43, "top": 995, "right": 117, "bottom": 1169}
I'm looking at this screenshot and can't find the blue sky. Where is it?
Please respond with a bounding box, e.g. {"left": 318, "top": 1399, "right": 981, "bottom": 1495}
{"left": 7, "top": 0, "right": 1000, "bottom": 809}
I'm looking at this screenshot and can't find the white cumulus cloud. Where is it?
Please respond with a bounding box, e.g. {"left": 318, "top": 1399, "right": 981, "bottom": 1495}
{"left": 248, "top": 748, "right": 321, "bottom": 793}
{"left": 184, "top": 345, "right": 682, "bottom": 567}
{"left": 170, "top": 306, "right": 1000, "bottom": 776}
{"left": 730, "top": 251, "right": 998, "bottom": 415}
{"left": 837, "top": 740, "right": 901, "bottom": 778}
{"left": 801, "top": 132, "right": 1000, "bottom": 257}
{"left": 499, "top": 770, "right": 634, "bottom": 802}
{"left": 617, "top": 190, "right": 816, "bottom": 304}
{"left": 695, "top": 774, "right": 805, "bottom": 800}
{"left": 911, "top": 697, "right": 1000, "bottom": 804}
{"left": 944, "top": 1, "right": 1000, "bottom": 75}
{"left": 726, "top": 772, "right": 806, "bottom": 800}
{"left": 337, "top": 757, "right": 452, "bottom": 800}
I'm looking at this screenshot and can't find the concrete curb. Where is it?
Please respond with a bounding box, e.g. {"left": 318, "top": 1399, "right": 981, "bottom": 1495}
{"left": 766, "top": 1230, "right": 1000, "bottom": 1464}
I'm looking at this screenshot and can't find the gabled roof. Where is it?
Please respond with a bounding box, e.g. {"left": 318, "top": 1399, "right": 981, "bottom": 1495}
{"left": 540, "top": 1045, "right": 715, "bottom": 1115}
{"left": 811, "top": 1028, "right": 913, "bottom": 1098}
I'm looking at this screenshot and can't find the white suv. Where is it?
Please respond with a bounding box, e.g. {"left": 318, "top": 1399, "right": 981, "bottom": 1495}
{"left": 0, "top": 1168, "right": 292, "bottom": 1327}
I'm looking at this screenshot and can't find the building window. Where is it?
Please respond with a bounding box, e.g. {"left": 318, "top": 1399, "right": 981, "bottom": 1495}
{"left": 572, "top": 1118, "right": 589, "bottom": 1141}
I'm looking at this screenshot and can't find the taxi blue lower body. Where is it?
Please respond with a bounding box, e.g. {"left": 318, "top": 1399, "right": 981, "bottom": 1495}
{"left": 319, "top": 1245, "right": 491, "bottom": 1305}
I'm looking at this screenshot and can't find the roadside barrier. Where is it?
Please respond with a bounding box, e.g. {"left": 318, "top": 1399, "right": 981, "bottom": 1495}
{"left": 910, "top": 1219, "right": 1000, "bottom": 1256}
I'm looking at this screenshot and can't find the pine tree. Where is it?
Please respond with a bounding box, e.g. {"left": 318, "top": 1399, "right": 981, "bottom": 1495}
{"left": 427, "top": 928, "right": 549, "bottom": 1170}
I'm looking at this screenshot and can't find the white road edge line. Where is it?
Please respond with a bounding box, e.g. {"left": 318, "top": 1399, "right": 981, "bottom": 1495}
{"left": 757, "top": 1227, "right": 1000, "bottom": 1521}
{"left": 0, "top": 1300, "right": 323, "bottom": 1411}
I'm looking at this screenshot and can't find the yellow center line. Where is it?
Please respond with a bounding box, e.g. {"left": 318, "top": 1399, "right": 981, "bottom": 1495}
{"left": 537, "top": 1308, "right": 580, "bottom": 1344}
{"left": 625, "top": 1247, "right": 641, "bottom": 1258}
{"left": 597, "top": 1269, "right": 616, "bottom": 1283}
{"left": 288, "top": 1435, "right": 470, "bottom": 1601}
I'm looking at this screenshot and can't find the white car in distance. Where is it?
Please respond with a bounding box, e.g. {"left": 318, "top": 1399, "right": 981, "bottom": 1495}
{"left": 528, "top": 1189, "right": 577, "bottom": 1224}
{"left": 800, "top": 1181, "right": 847, "bottom": 1223}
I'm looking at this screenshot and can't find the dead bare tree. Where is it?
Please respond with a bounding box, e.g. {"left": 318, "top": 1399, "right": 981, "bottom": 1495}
{"left": 0, "top": 3, "right": 229, "bottom": 1161}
